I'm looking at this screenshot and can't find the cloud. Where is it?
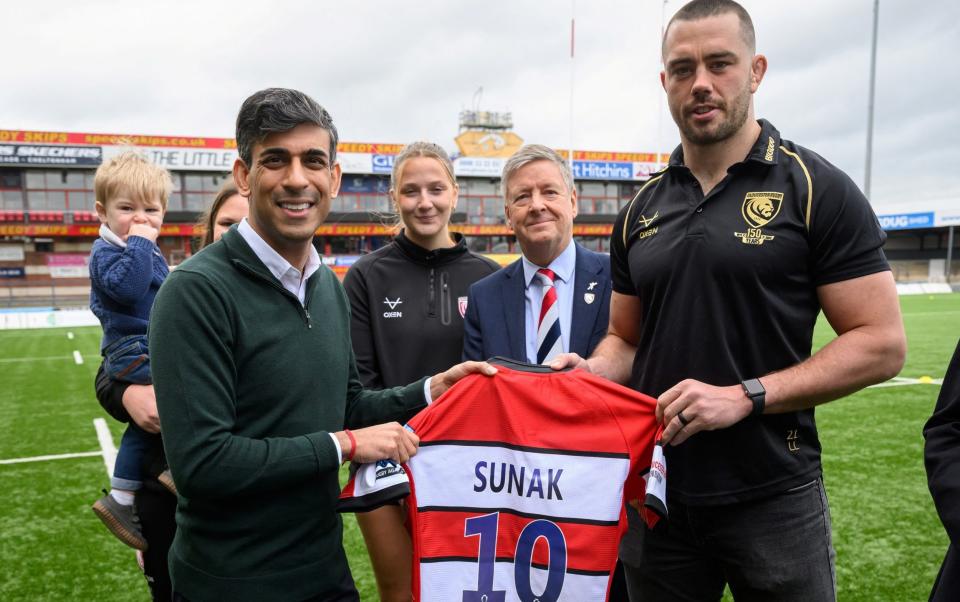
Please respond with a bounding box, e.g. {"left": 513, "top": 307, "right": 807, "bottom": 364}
{"left": 2, "top": 0, "right": 957, "bottom": 210}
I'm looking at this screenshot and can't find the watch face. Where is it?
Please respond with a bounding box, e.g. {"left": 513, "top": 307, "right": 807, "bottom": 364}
{"left": 743, "top": 379, "right": 765, "bottom": 397}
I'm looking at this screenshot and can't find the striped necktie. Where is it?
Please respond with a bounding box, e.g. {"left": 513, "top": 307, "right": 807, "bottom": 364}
{"left": 536, "top": 268, "right": 562, "bottom": 364}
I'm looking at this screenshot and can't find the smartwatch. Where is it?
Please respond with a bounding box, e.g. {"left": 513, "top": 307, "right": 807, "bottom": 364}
{"left": 741, "top": 378, "right": 766, "bottom": 417}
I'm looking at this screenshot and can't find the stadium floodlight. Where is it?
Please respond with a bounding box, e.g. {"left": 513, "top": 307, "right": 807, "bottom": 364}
{"left": 569, "top": 0, "right": 576, "bottom": 168}
{"left": 864, "top": 0, "right": 880, "bottom": 201}
{"left": 947, "top": 226, "right": 954, "bottom": 283}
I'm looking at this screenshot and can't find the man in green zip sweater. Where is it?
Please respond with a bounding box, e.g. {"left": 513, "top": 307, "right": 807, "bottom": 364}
{"left": 149, "top": 87, "right": 495, "bottom": 602}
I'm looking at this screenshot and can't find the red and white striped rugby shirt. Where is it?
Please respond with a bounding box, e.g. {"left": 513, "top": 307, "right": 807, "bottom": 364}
{"left": 340, "top": 363, "right": 666, "bottom": 602}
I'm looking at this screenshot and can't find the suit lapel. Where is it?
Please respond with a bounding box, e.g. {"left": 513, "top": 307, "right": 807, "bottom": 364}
{"left": 502, "top": 260, "right": 527, "bottom": 361}
{"left": 570, "top": 245, "right": 603, "bottom": 357}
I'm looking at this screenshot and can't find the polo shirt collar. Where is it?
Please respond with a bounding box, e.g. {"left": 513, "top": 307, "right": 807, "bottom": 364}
{"left": 236, "top": 218, "right": 321, "bottom": 283}
{"left": 99, "top": 224, "right": 126, "bottom": 248}
{"left": 521, "top": 239, "right": 576, "bottom": 289}
{"left": 743, "top": 119, "right": 782, "bottom": 165}
{"left": 667, "top": 119, "right": 783, "bottom": 169}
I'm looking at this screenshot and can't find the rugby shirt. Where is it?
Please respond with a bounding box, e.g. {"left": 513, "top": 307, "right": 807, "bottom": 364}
{"left": 340, "top": 361, "right": 665, "bottom": 601}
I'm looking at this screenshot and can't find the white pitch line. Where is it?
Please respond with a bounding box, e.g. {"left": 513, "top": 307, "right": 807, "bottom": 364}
{"left": 93, "top": 418, "right": 117, "bottom": 477}
{"left": 67, "top": 331, "right": 75, "bottom": 340}
{"left": 902, "top": 310, "right": 960, "bottom": 318}
{"left": 0, "top": 451, "right": 101, "bottom": 465}
{"left": 73, "top": 350, "right": 84, "bottom": 365}
{"left": 0, "top": 355, "right": 83, "bottom": 363}
{"left": 869, "top": 377, "right": 944, "bottom": 389}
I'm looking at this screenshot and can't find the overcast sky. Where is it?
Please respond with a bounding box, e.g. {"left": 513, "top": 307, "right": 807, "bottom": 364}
{"left": 4, "top": 0, "right": 958, "bottom": 211}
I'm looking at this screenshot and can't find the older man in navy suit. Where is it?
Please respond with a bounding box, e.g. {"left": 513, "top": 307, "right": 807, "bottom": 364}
{"left": 463, "top": 144, "right": 611, "bottom": 365}
{"left": 462, "top": 144, "right": 622, "bottom": 598}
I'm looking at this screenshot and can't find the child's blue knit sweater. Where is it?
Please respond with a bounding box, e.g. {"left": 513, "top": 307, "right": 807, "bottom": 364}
{"left": 88, "top": 233, "right": 168, "bottom": 351}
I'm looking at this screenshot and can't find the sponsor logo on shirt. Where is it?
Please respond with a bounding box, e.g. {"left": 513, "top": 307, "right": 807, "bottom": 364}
{"left": 735, "top": 192, "right": 783, "bottom": 245}
{"left": 764, "top": 136, "right": 776, "bottom": 162}
{"left": 637, "top": 210, "right": 659, "bottom": 240}
{"left": 375, "top": 459, "right": 405, "bottom": 479}
{"left": 787, "top": 429, "right": 800, "bottom": 453}
{"left": 383, "top": 297, "right": 403, "bottom": 318}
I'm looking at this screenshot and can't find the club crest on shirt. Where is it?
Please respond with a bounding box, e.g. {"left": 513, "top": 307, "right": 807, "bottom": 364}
{"left": 735, "top": 191, "right": 783, "bottom": 245}
{"left": 458, "top": 296, "right": 468, "bottom": 318}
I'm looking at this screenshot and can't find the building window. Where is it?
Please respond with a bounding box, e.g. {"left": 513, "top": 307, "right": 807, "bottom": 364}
{"left": 24, "top": 169, "right": 93, "bottom": 211}
{"left": 181, "top": 172, "right": 230, "bottom": 212}
{"left": 577, "top": 181, "right": 618, "bottom": 216}
{"left": 0, "top": 169, "right": 24, "bottom": 210}
{"left": 0, "top": 189, "right": 24, "bottom": 210}
{"left": 577, "top": 236, "right": 610, "bottom": 253}
{"left": 167, "top": 173, "right": 184, "bottom": 211}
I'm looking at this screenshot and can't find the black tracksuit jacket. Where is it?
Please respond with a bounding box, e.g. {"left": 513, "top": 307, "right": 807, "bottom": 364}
{"left": 343, "top": 230, "right": 500, "bottom": 388}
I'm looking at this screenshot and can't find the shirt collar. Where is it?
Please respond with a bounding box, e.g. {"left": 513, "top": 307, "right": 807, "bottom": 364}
{"left": 99, "top": 224, "right": 126, "bottom": 248}
{"left": 237, "top": 218, "right": 321, "bottom": 282}
{"left": 742, "top": 119, "right": 781, "bottom": 165}
{"left": 668, "top": 119, "right": 782, "bottom": 168}
{"left": 522, "top": 239, "right": 576, "bottom": 288}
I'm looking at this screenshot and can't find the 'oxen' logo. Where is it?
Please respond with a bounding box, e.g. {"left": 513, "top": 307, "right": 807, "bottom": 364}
{"left": 741, "top": 192, "right": 784, "bottom": 228}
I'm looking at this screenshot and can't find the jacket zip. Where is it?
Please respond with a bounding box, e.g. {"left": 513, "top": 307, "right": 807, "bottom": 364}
{"left": 428, "top": 268, "right": 436, "bottom": 317}
{"left": 440, "top": 271, "right": 451, "bottom": 326}
{"left": 234, "top": 261, "right": 313, "bottom": 329}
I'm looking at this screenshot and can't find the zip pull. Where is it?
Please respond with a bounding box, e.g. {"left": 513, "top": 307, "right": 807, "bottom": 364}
{"left": 428, "top": 268, "right": 436, "bottom": 317}
{"left": 440, "top": 270, "right": 451, "bottom": 326}
{"left": 304, "top": 308, "right": 312, "bottom": 328}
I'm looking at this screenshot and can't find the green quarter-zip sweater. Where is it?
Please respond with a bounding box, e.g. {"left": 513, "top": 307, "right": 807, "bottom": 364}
{"left": 149, "top": 227, "right": 426, "bottom": 601}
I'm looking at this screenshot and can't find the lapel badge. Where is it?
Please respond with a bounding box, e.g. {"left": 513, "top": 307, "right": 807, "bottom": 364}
{"left": 584, "top": 292, "right": 596, "bottom": 305}
{"left": 587, "top": 281, "right": 598, "bottom": 291}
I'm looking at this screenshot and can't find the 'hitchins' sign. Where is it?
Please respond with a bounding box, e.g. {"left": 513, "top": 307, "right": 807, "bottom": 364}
{"left": 0, "top": 144, "right": 102, "bottom": 166}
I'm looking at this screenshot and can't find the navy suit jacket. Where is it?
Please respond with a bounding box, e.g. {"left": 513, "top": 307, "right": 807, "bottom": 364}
{"left": 924, "top": 339, "right": 960, "bottom": 602}
{"left": 463, "top": 243, "right": 611, "bottom": 362}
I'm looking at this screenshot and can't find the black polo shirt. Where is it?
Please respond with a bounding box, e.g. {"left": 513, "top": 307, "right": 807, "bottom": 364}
{"left": 611, "top": 119, "right": 889, "bottom": 505}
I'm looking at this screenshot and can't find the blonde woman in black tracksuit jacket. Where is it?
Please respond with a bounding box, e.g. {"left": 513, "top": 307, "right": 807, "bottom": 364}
{"left": 342, "top": 141, "right": 498, "bottom": 602}
{"left": 344, "top": 229, "right": 498, "bottom": 389}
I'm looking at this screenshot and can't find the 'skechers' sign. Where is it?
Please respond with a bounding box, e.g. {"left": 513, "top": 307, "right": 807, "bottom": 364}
{"left": 0, "top": 144, "right": 102, "bottom": 166}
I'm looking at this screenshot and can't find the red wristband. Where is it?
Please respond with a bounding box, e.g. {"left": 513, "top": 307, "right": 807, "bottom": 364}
{"left": 344, "top": 429, "right": 357, "bottom": 462}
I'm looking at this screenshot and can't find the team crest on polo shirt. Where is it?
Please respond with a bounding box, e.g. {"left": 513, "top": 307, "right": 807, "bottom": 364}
{"left": 734, "top": 192, "right": 783, "bottom": 245}
{"left": 458, "top": 296, "right": 468, "bottom": 318}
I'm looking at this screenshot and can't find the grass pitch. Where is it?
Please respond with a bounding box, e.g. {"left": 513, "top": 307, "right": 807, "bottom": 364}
{"left": 0, "top": 294, "right": 957, "bottom": 601}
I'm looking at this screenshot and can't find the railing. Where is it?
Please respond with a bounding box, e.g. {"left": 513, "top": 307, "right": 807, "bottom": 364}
{"left": 0, "top": 282, "right": 90, "bottom": 309}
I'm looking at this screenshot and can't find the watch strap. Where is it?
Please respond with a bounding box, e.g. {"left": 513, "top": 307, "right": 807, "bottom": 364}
{"left": 742, "top": 378, "right": 766, "bottom": 417}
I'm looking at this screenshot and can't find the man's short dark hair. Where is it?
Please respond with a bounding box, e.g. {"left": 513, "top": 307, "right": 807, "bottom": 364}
{"left": 663, "top": 0, "right": 756, "bottom": 57}
{"left": 235, "top": 88, "right": 339, "bottom": 167}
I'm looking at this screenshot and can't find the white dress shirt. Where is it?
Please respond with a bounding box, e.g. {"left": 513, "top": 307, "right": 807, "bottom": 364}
{"left": 237, "top": 218, "right": 320, "bottom": 306}
{"left": 521, "top": 239, "right": 576, "bottom": 365}
{"left": 236, "top": 218, "right": 431, "bottom": 463}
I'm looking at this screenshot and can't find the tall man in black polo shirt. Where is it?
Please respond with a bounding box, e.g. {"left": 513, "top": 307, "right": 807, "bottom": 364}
{"left": 554, "top": 1, "right": 906, "bottom": 600}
